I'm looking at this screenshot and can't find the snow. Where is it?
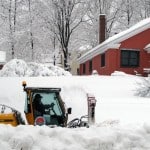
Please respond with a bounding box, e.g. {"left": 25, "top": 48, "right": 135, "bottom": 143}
{"left": 0, "top": 59, "right": 71, "bottom": 77}
{"left": 78, "top": 17, "right": 150, "bottom": 63}
{"left": 1, "top": 60, "right": 150, "bottom": 149}
{"left": 0, "top": 51, "right": 6, "bottom": 63}
{"left": 1, "top": 123, "right": 150, "bottom": 150}
{"left": 144, "top": 43, "right": 150, "bottom": 53}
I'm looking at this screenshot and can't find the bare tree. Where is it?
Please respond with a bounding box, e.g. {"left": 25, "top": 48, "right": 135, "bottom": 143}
{"left": 84, "top": 0, "right": 121, "bottom": 47}
{"left": 28, "top": 0, "right": 34, "bottom": 60}
{"left": 8, "top": 0, "right": 17, "bottom": 59}
{"left": 0, "top": 0, "right": 20, "bottom": 59}
{"left": 118, "top": 0, "right": 134, "bottom": 28}
{"left": 0, "top": 0, "right": 150, "bottom": 64}
{"left": 136, "top": 0, "right": 150, "bottom": 19}
{"left": 50, "top": 0, "right": 86, "bottom": 71}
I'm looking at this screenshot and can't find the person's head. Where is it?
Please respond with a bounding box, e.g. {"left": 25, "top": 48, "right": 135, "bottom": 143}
{"left": 34, "top": 94, "right": 42, "bottom": 104}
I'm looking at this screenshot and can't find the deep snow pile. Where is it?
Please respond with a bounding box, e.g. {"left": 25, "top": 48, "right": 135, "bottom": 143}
{"left": 1, "top": 123, "right": 150, "bottom": 150}
{"left": 0, "top": 59, "right": 71, "bottom": 77}
{"left": 1, "top": 60, "right": 150, "bottom": 149}
{"left": 0, "top": 75, "right": 150, "bottom": 149}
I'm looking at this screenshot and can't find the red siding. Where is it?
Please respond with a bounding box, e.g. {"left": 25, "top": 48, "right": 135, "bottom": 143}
{"left": 79, "top": 28, "right": 150, "bottom": 76}
{"left": 92, "top": 50, "right": 118, "bottom": 75}
{"left": 92, "top": 55, "right": 100, "bottom": 73}
{"left": 101, "top": 49, "right": 121, "bottom": 75}
{"left": 80, "top": 61, "right": 92, "bottom": 75}
{"left": 118, "top": 28, "right": 150, "bottom": 76}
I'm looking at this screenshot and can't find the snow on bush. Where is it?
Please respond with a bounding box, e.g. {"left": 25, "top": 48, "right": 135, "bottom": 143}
{"left": 27, "top": 62, "right": 56, "bottom": 76}
{"left": 111, "top": 71, "right": 150, "bottom": 97}
{"left": 0, "top": 59, "right": 71, "bottom": 77}
{"left": 0, "top": 59, "right": 29, "bottom": 77}
{"left": 46, "top": 64, "right": 71, "bottom": 76}
{"left": 92, "top": 70, "right": 99, "bottom": 75}
{"left": 135, "top": 77, "right": 150, "bottom": 97}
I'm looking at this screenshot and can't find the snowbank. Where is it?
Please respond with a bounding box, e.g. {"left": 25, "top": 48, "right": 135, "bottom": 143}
{"left": 1, "top": 123, "right": 150, "bottom": 150}
{"left": 0, "top": 59, "right": 71, "bottom": 77}
{"left": 111, "top": 71, "right": 130, "bottom": 76}
{"left": 0, "top": 62, "right": 150, "bottom": 149}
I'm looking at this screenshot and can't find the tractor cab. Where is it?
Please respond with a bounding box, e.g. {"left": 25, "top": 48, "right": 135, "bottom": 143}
{"left": 22, "top": 81, "right": 71, "bottom": 127}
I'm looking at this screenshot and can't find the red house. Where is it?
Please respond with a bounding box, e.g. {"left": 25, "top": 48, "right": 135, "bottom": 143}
{"left": 78, "top": 17, "right": 150, "bottom": 76}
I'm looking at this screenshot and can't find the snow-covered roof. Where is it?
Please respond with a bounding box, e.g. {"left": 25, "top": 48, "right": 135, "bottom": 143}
{"left": 78, "top": 17, "right": 150, "bottom": 64}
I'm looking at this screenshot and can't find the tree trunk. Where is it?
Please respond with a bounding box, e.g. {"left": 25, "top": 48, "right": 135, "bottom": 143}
{"left": 9, "top": 0, "right": 14, "bottom": 59}
{"left": 63, "top": 47, "right": 69, "bottom": 71}
{"left": 28, "top": 0, "right": 34, "bottom": 61}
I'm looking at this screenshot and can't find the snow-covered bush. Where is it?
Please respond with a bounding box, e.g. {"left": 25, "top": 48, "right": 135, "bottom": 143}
{"left": 0, "top": 59, "right": 72, "bottom": 77}
{"left": 46, "top": 64, "right": 71, "bottom": 76}
{"left": 27, "top": 62, "right": 56, "bottom": 76}
{"left": 0, "top": 59, "right": 29, "bottom": 77}
{"left": 92, "top": 70, "right": 99, "bottom": 75}
{"left": 135, "top": 78, "right": 150, "bottom": 97}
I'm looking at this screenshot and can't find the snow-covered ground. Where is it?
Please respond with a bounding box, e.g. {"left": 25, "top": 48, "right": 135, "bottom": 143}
{"left": 0, "top": 59, "right": 150, "bottom": 150}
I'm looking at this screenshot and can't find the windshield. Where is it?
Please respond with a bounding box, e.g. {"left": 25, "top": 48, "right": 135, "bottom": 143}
{"left": 32, "top": 92, "right": 64, "bottom": 126}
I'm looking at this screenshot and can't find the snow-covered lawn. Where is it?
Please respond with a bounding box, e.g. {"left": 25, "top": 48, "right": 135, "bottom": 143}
{"left": 1, "top": 123, "right": 150, "bottom": 150}
{"left": 0, "top": 59, "right": 150, "bottom": 149}
{"left": 0, "top": 74, "right": 150, "bottom": 150}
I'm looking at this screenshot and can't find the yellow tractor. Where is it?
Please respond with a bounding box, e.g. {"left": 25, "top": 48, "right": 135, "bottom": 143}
{"left": 0, "top": 81, "right": 72, "bottom": 127}
{"left": 0, "top": 81, "right": 96, "bottom": 128}
{"left": 0, "top": 104, "right": 25, "bottom": 126}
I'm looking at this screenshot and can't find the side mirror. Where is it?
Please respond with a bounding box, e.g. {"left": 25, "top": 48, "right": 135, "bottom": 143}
{"left": 67, "top": 107, "right": 72, "bottom": 114}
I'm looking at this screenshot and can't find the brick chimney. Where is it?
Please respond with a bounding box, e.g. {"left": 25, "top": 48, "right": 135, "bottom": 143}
{"left": 99, "top": 14, "right": 106, "bottom": 44}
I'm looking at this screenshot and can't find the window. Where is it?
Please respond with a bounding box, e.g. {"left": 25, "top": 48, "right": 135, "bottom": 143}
{"left": 89, "top": 60, "right": 92, "bottom": 72}
{"left": 32, "top": 92, "right": 63, "bottom": 125}
{"left": 121, "top": 50, "right": 139, "bottom": 67}
{"left": 33, "top": 92, "right": 63, "bottom": 116}
{"left": 101, "top": 53, "right": 105, "bottom": 67}
{"left": 83, "top": 63, "right": 86, "bottom": 74}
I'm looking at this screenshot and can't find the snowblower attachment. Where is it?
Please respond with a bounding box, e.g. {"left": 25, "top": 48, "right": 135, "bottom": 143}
{"left": 22, "top": 81, "right": 72, "bottom": 127}
{"left": 0, "top": 104, "right": 25, "bottom": 126}
{"left": 67, "top": 115, "right": 89, "bottom": 128}
{"left": 67, "top": 94, "right": 96, "bottom": 128}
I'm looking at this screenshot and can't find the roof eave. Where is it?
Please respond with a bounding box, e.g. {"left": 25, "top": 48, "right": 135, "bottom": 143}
{"left": 78, "top": 18, "right": 150, "bottom": 64}
{"left": 78, "top": 43, "right": 121, "bottom": 64}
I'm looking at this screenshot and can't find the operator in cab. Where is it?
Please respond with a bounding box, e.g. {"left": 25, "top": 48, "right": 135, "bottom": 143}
{"left": 33, "top": 94, "right": 50, "bottom": 116}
